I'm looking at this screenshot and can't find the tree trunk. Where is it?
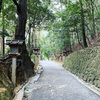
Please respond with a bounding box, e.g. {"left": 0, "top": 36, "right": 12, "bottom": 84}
{"left": 67, "top": 28, "right": 72, "bottom": 52}
{"left": 79, "top": 0, "right": 88, "bottom": 48}
{"left": 28, "top": 23, "right": 32, "bottom": 56}
{"left": 90, "top": 0, "right": 95, "bottom": 39}
{"left": 0, "top": 0, "right": 5, "bottom": 55}
{"left": 2, "top": 10, "right": 5, "bottom": 55}
{"left": 34, "top": 30, "right": 37, "bottom": 47}
{"left": 13, "top": 0, "right": 34, "bottom": 83}
{"left": 0, "top": 0, "right": 2, "bottom": 12}
{"left": 75, "top": 26, "right": 84, "bottom": 48}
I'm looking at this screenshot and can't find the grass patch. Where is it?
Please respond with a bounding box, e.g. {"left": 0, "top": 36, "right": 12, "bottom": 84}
{"left": 0, "top": 89, "right": 12, "bottom": 100}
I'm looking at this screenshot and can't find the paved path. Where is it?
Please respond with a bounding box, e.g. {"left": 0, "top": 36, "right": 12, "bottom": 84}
{"left": 28, "top": 61, "right": 100, "bottom": 100}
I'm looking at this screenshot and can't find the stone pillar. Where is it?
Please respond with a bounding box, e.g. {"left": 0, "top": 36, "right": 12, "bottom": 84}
{"left": 12, "top": 57, "right": 17, "bottom": 87}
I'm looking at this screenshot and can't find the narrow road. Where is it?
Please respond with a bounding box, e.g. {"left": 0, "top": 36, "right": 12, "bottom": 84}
{"left": 28, "top": 60, "right": 100, "bottom": 100}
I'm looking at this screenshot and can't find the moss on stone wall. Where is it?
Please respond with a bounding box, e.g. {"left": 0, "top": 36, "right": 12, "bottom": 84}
{"left": 64, "top": 46, "right": 100, "bottom": 88}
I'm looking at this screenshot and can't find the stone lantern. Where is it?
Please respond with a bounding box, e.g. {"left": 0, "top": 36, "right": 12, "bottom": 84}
{"left": 6, "top": 40, "right": 24, "bottom": 87}
{"left": 33, "top": 47, "right": 40, "bottom": 55}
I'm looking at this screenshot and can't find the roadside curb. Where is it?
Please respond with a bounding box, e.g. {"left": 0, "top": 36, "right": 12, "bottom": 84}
{"left": 56, "top": 60, "right": 100, "bottom": 97}
{"left": 13, "top": 64, "right": 43, "bottom": 100}
{"left": 56, "top": 61, "right": 100, "bottom": 97}
{"left": 65, "top": 69, "right": 100, "bottom": 97}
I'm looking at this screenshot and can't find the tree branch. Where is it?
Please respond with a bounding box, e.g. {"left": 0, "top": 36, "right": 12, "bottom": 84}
{"left": 12, "top": 0, "right": 21, "bottom": 14}
{"left": 13, "top": 0, "right": 21, "bottom": 11}
{"left": 12, "top": 0, "right": 19, "bottom": 7}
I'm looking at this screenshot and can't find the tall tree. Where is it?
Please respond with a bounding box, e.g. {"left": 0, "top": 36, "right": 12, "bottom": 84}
{"left": 12, "top": 0, "right": 34, "bottom": 80}
{"left": 0, "top": 0, "right": 2, "bottom": 12}
{"left": 13, "top": 0, "right": 27, "bottom": 40}
{"left": 90, "top": 0, "right": 95, "bottom": 39}
{"left": 0, "top": 0, "right": 5, "bottom": 55}
{"left": 79, "top": 0, "right": 88, "bottom": 48}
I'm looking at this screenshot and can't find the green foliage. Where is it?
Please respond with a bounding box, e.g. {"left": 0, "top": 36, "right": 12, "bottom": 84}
{"left": 0, "top": 0, "right": 100, "bottom": 58}
{"left": 27, "top": 0, "right": 55, "bottom": 29}
{"left": 0, "top": 31, "right": 11, "bottom": 37}
{"left": 0, "top": 53, "right": 3, "bottom": 56}
{"left": 40, "top": 0, "right": 100, "bottom": 57}
{"left": 0, "top": 90, "right": 12, "bottom": 100}
{"left": 31, "top": 54, "right": 35, "bottom": 61}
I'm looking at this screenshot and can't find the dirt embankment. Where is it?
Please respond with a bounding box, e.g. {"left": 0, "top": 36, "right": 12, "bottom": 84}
{"left": 0, "top": 64, "right": 13, "bottom": 100}
{"left": 0, "top": 56, "right": 13, "bottom": 100}
{"left": 63, "top": 46, "right": 100, "bottom": 88}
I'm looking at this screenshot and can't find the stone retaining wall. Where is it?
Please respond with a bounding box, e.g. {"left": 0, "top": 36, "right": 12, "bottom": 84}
{"left": 63, "top": 46, "right": 100, "bottom": 88}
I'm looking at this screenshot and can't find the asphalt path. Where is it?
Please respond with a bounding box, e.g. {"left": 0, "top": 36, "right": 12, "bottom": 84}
{"left": 27, "top": 60, "right": 100, "bottom": 100}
